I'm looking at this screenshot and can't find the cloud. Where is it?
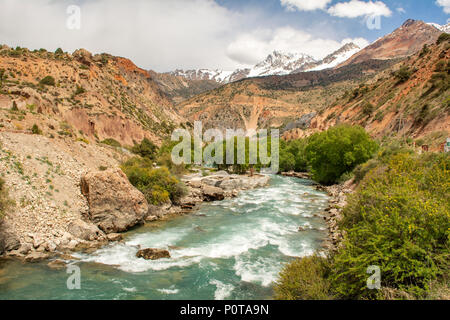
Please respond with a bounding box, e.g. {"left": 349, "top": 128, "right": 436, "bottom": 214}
{"left": 0, "top": 0, "right": 250, "bottom": 72}
{"left": 396, "top": 7, "right": 406, "bottom": 14}
{"left": 280, "top": 0, "right": 332, "bottom": 12}
{"left": 226, "top": 27, "right": 369, "bottom": 65}
{"left": 328, "top": 0, "right": 392, "bottom": 18}
{"left": 436, "top": 0, "right": 450, "bottom": 14}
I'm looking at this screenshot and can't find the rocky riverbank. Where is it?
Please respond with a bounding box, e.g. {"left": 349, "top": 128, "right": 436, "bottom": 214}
{"left": 316, "top": 180, "right": 356, "bottom": 252}
{"left": 0, "top": 132, "right": 271, "bottom": 264}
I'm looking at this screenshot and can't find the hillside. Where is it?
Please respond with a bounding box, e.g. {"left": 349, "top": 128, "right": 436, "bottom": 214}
{"left": 176, "top": 59, "right": 395, "bottom": 132}
{"left": 0, "top": 46, "right": 182, "bottom": 147}
{"left": 339, "top": 19, "right": 441, "bottom": 68}
{"left": 284, "top": 34, "right": 450, "bottom": 150}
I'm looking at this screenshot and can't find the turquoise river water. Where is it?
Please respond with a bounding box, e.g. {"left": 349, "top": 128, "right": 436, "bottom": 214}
{"left": 0, "top": 175, "right": 329, "bottom": 300}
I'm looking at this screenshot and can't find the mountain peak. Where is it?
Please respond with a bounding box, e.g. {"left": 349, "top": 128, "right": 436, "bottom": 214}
{"left": 402, "top": 19, "right": 419, "bottom": 28}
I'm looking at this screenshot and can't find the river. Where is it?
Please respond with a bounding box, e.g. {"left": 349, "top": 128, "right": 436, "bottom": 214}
{"left": 0, "top": 175, "right": 329, "bottom": 300}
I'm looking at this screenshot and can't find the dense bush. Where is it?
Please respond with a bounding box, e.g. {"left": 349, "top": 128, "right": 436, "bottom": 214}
{"left": 131, "top": 138, "right": 158, "bottom": 161}
{"left": 305, "top": 125, "right": 378, "bottom": 185}
{"left": 394, "top": 66, "right": 412, "bottom": 83}
{"left": 39, "top": 76, "right": 55, "bottom": 86}
{"left": 279, "top": 138, "right": 309, "bottom": 173}
{"left": 437, "top": 33, "right": 450, "bottom": 45}
{"left": 121, "top": 157, "right": 187, "bottom": 205}
{"left": 275, "top": 256, "right": 332, "bottom": 300}
{"left": 101, "top": 138, "right": 122, "bottom": 148}
{"left": 331, "top": 153, "right": 450, "bottom": 299}
{"left": 31, "top": 124, "right": 42, "bottom": 135}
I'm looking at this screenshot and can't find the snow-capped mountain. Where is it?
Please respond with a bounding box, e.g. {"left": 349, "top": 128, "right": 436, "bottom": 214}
{"left": 427, "top": 22, "right": 450, "bottom": 33}
{"left": 307, "top": 43, "right": 361, "bottom": 72}
{"left": 168, "top": 43, "right": 362, "bottom": 84}
{"left": 247, "top": 51, "right": 316, "bottom": 77}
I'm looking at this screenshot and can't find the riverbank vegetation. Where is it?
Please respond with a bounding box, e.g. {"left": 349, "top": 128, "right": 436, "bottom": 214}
{"left": 280, "top": 125, "right": 379, "bottom": 185}
{"left": 121, "top": 138, "right": 188, "bottom": 206}
{"left": 275, "top": 144, "right": 450, "bottom": 300}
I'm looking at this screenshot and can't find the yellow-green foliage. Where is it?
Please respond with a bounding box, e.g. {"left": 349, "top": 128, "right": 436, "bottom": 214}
{"left": 274, "top": 256, "right": 332, "bottom": 300}
{"left": 331, "top": 153, "right": 450, "bottom": 299}
{"left": 121, "top": 157, "right": 187, "bottom": 205}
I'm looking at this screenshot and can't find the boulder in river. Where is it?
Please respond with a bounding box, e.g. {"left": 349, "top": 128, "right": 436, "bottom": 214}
{"left": 136, "top": 248, "right": 171, "bottom": 260}
{"left": 81, "top": 169, "right": 149, "bottom": 234}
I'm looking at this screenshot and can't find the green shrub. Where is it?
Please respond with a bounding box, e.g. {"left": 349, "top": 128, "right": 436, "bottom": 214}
{"left": 394, "top": 67, "right": 412, "bottom": 83}
{"left": 275, "top": 256, "right": 332, "bottom": 300}
{"left": 331, "top": 153, "right": 450, "bottom": 299}
{"left": 121, "top": 157, "right": 187, "bottom": 205}
{"left": 305, "top": 125, "right": 378, "bottom": 185}
{"left": 11, "top": 101, "right": 18, "bottom": 112}
{"left": 101, "top": 138, "right": 122, "bottom": 148}
{"left": 39, "top": 76, "right": 55, "bottom": 86}
{"left": 131, "top": 138, "right": 158, "bottom": 160}
{"left": 55, "top": 48, "right": 64, "bottom": 55}
{"left": 31, "top": 124, "right": 42, "bottom": 135}
{"left": 74, "top": 85, "right": 86, "bottom": 96}
{"left": 362, "top": 101, "right": 375, "bottom": 116}
{"left": 437, "top": 33, "right": 450, "bottom": 45}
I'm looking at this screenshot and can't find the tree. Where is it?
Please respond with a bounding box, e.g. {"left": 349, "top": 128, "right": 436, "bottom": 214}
{"left": 305, "top": 125, "right": 378, "bottom": 185}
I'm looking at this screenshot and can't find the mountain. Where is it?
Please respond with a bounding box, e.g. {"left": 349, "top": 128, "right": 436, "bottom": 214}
{"left": 175, "top": 19, "right": 448, "bottom": 144}
{"left": 168, "top": 43, "right": 362, "bottom": 85}
{"left": 428, "top": 22, "right": 450, "bottom": 33}
{"left": 0, "top": 46, "right": 182, "bottom": 146}
{"left": 305, "top": 43, "right": 361, "bottom": 72}
{"left": 247, "top": 51, "right": 316, "bottom": 77}
{"left": 175, "top": 59, "right": 394, "bottom": 133}
{"left": 338, "top": 19, "right": 442, "bottom": 68}
{"left": 149, "top": 70, "right": 221, "bottom": 104}
{"left": 284, "top": 33, "right": 450, "bottom": 149}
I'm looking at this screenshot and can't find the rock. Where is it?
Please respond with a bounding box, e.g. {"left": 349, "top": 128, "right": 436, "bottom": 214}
{"left": 67, "top": 240, "right": 79, "bottom": 250}
{"left": 18, "top": 243, "right": 32, "bottom": 255}
{"left": 80, "top": 169, "right": 149, "bottom": 234}
{"left": 47, "top": 260, "right": 66, "bottom": 270}
{"left": 25, "top": 252, "right": 50, "bottom": 263}
{"left": 106, "top": 233, "right": 123, "bottom": 242}
{"left": 136, "top": 248, "right": 170, "bottom": 260}
{"left": 33, "top": 237, "right": 44, "bottom": 249}
{"left": 0, "top": 233, "right": 21, "bottom": 252}
{"left": 68, "top": 220, "right": 102, "bottom": 241}
{"left": 202, "top": 185, "right": 225, "bottom": 201}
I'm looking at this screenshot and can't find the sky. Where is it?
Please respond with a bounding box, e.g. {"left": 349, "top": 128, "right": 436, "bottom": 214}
{"left": 0, "top": 0, "right": 449, "bottom": 72}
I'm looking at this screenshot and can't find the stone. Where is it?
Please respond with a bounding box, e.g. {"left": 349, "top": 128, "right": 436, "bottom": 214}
{"left": 80, "top": 169, "right": 149, "bottom": 234}
{"left": 68, "top": 219, "right": 102, "bottom": 241}
{"left": 0, "top": 233, "right": 21, "bottom": 252}
{"left": 136, "top": 248, "right": 170, "bottom": 260}
{"left": 47, "top": 260, "right": 66, "bottom": 270}
{"left": 202, "top": 185, "right": 225, "bottom": 201}
{"left": 18, "top": 243, "right": 32, "bottom": 255}
{"left": 25, "top": 252, "right": 50, "bottom": 263}
{"left": 106, "top": 233, "right": 123, "bottom": 242}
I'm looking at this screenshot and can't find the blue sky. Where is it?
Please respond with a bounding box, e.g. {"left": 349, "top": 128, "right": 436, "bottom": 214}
{"left": 0, "top": 0, "right": 448, "bottom": 71}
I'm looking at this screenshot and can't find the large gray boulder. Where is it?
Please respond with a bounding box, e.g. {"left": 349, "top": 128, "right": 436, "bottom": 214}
{"left": 81, "top": 169, "right": 149, "bottom": 234}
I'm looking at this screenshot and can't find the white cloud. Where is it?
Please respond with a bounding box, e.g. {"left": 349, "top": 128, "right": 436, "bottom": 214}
{"left": 0, "top": 0, "right": 249, "bottom": 71}
{"left": 328, "top": 0, "right": 392, "bottom": 18}
{"left": 396, "top": 7, "right": 406, "bottom": 14}
{"left": 280, "top": 0, "right": 332, "bottom": 12}
{"left": 436, "top": 0, "right": 450, "bottom": 14}
{"left": 226, "top": 27, "right": 369, "bottom": 65}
